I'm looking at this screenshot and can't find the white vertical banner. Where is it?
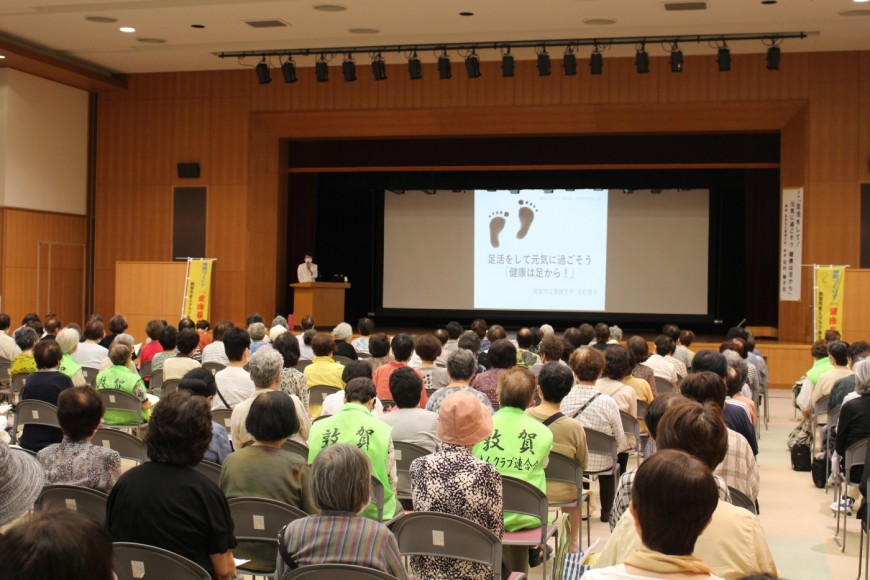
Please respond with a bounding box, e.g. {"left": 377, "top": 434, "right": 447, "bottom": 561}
{"left": 779, "top": 187, "right": 804, "bottom": 301}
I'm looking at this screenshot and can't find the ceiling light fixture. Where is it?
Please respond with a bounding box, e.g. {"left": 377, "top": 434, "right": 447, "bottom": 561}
{"left": 407, "top": 51, "right": 422, "bottom": 80}
{"left": 438, "top": 50, "right": 452, "bottom": 80}
{"left": 501, "top": 47, "right": 515, "bottom": 77}
{"left": 590, "top": 45, "right": 603, "bottom": 75}
{"left": 465, "top": 49, "right": 481, "bottom": 78}
{"left": 281, "top": 57, "right": 298, "bottom": 83}
{"left": 563, "top": 45, "right": 577, "bottom": 75}
{"left": 119, "top": 26, "right": 136, "bottom": 33}
{"left": 669, "top": 41, "right": 683, "bottom": 72}
{"left": 255, "top": 57, "right": 271, "bottom": 84}
{"left": 315, "top": 54, "right": 329, "bottom": 82}
{"left": 717, "top": 43, "right": 731, "bottom": 72}
{"left": 342, "top": 53, "right": 356, "bottom": 82}
{"left": 371, "top": 52, "right": 387, "bottom": 80}
{"left": 635, "top": 43, "right": 649, "bottom": 73}
{"left": 537, "top": 46, "right": 551, "bottom": 76}
{"left": 766, "top": 40, "right": 781, "bottom": 70}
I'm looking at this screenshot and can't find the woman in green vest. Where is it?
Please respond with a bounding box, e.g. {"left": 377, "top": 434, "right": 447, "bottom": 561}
{"left": 95, "top": 343, "right": 151, "bottom": 425}
{"left": 56, "top": 327, "right": 87, "bottom": 387}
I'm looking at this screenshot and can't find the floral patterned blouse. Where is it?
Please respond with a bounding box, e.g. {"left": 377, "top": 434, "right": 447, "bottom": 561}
{"left": 409, "top": 443, "right": 504, "bottom": 579}
{"left": 281, "top": 367, "right": 309, "bottom": 414}
{"left": 37, "top": 438, "right": 122, "bottom": 494}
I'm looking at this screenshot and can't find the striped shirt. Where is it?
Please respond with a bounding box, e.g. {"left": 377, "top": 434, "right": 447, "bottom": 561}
{"left": 277, "top": 512, "right": 407, "bottom": 579}
{"left": 560, "top": 385, "right": 628, "bottom": 472}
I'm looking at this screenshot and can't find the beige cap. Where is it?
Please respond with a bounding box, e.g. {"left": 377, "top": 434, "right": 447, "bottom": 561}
{"left": 437, "top": 390, "right": 493, "bottom": 446}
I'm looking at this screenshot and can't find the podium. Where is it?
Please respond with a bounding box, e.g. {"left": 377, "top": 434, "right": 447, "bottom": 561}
{"left": 291, "top": 282, "right": 351, "bottom": 327}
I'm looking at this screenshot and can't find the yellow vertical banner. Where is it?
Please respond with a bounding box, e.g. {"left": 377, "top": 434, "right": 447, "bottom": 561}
{"left": 814, "top": 266, "right": 846, "bottom": 341}
{"left": 181, "top": 258, "right": 215, "bottom": 321}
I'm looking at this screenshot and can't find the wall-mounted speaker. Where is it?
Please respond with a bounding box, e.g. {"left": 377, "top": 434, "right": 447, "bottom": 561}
{"left": 177, "top": 162, "right": 200, "bottom": 179}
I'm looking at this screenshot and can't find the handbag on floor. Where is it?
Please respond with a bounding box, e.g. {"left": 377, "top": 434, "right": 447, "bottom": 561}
{"left": 791, "top": 443, "right": 812, "bottom": 471}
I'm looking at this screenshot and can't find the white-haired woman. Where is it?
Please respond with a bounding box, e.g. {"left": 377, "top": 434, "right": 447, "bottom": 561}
{"left": 332, "top": 322, "right": 358, "bottom": 361}
{"left": 834, "top": 360, "right": 870, "bottom": 514}
{"left": 56, "top": 327, "right": 87, "bottom": 387}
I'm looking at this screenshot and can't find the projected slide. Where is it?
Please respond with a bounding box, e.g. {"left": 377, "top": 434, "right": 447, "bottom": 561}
{"left": 473, "top": 189, "right": 608, "bottom": 310}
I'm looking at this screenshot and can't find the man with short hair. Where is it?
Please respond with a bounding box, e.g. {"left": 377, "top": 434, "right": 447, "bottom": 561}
{"left": 515, "top": 328, "right": 541, "bottom": 369}
{"left": 830, "top": 341, "right": 870, "bottom": 410}
{"left": 213, "top": 327, "right": 254, "bottom": 410}
{"left": 0, "top": 313, "right": 21, "bottom": 361}
{"left": 373, "top": 334, "right": 427, "bottom": 407}
{"left": 380, "top": 367, "right": 439, "bottom": 452}
{"left": 308, "top": 377, "right": 398, "bottom": 521}
{"left": 230, "top": 347, "right": 310, "bottom": 451}
{"left": 530, "top": 335, "right": 565, "bottom": 377}
{"left": 642, "top": 335, "right": 679, "bottom": 385}
{"left": 805, "top": 341, "right": 852, "bottom": 420}
{"left": 304, "top": 332, "right": 346, "bottom": 417}
{"left": 675, "top": 328, "right": 696, "bottom": 370}
{"left": 444, "top": 321, "right": 462, "bottom": 352}
{"left": 591, "top": 323, "right": 610, "bottom": 351}
{"left": 42, "top": 316, "right": 62, "bottom": 341}
{"left": 426, "top": 349, "right": 493, "bottom": 414}
{"left": 795, "top": 340, "right": 835, "bottom": 412}
{"left": 162, "top": 329, "right": 202, "bottom": 381}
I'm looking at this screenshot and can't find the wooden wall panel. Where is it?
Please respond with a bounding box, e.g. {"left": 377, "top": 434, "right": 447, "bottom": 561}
{"left": 804, "top": 180, "right": 861, "bottom": 266}
{"left": 860, "top": 80, "right": 870, "bottom": 183}
{"left": 758, "top": 52, "right": 809, "bottom": 101}
{"left": 807, "top": 82, "right": 861, "bottom": 182}
{"left": 114, "top": 261, "right": 187, "bottom": 344}
{"left": 844, "top": 269, "right": 870, "bottom": 342}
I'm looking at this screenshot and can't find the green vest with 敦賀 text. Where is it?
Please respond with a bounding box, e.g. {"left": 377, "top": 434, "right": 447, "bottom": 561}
{"left": 59, "top": 353, "right": 81, "bottom": 380}
{"left": 95, "top": 365, "right": 150, "bottom": 425}
{"left": 473, "top": 406, "right": 554, "bottom": 531}
{"left": 307, "top": 403, "right": 395, "bottom": 521}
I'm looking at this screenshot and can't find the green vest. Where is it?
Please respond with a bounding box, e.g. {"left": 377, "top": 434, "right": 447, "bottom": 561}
{"left": 473, "top": 406, "right": 553, "bottom": 531}
{"left": 807, "top": 357, "right": 834, "bottom": 385}
{"left": 59, "top": 353, "right": 81, "bottom": 379}
{"left": 307, "top": 403, "right": 396, "bottom": 521}
{"left": 95, "top": 365, "right": 150, "bottom": 425}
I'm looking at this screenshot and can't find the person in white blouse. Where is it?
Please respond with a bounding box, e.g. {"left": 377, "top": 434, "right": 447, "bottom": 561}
{"left": 296, "top": 254, "right": 318, "bottom": 283}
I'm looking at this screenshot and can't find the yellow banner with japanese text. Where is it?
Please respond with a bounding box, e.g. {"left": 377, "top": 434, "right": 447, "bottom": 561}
{"left": 181, "top": 258, "right": 214, "bottom": 322}
{"left": 814, "top": 266, "right": 845, "bottom": 341}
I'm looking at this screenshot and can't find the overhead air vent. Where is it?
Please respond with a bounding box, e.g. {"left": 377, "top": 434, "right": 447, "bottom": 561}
{"left": 244, "top": 19, "right": 289, "bottom": 28}
{"left": 664, "top": 1, "right": 708, "bottom": 11}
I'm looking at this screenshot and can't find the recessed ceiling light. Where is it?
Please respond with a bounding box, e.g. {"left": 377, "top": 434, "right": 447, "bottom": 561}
{"left": 190, "top": 24, "right": 205, "bottom": 29}
{"left": 119, "top": 26, "right": 136, "bottom": 33}
{"left": 854, "top": 0, "right": 870, "bottom": 3}
{"left": 583, "top": 18, "right": 617, "bottom": 25}
{"left": 314, "top": 4, "right": 348, "bottom": 11}
{"left": 459, "top": 11, "right": 474, "bottom": 16}
{"left": 0, "top": 55, "right": 6, "bottom": 60}
{"left": 137, "top": 38, "right": 167, "bottom": 44}
{"left": 761, "top": 0, "right": 777, "bottom": 4}
{"left": 840, "top": 8, "right": 870, "bottom": 14}
{"left": 349, "top": 27, "right": 379, "bottom": 34}
{"left": 85, "top": 16, "right": 118, "bottom": 23}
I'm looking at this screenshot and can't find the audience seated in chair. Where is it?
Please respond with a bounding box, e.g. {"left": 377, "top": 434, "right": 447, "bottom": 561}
{"left": 0, "top": 312, "right": 21, "bottom": 361}
{"left": 162, "top": 329, "right": 202, "bottom": 382}
{"left": 473, "top": 366, "right": 553, "bottom": 572}
{"left": 274, "top": 331, "right": 309, "bottom": 413}
{"left": 94, "top": 343, "right": 150, "bottom": 427}
{"left": 830, "top": 342, "right": 870, "bottom": 411}
{"left": 0, "top": 440, "right": 44, "bottom": 533}
{"left": 834, "top": 361, "right": 870, "bottom": 512}
{"left": 247, "top": 322, "right": 269, "bottom": 355}
{"left": 380, "top": 367, "right": 439, "bottom": 452}
{"left": 0, "top": 508, "right": 115, "bottom": 579}
{"left": 137, "top": 319, "right": 166, "bottom": 374}
{"left": 609, "top": 396, "right": 732, "bottom": 532}
{"left": 527, "top": 361, "right": 589, "bottom": 552}
{"left": 230, "top": 347, "right": 310, "bottom": 451}
{"left": 179, "top": 368, "right": 232, "bottom": 464}
{"left": 588, "top": 450, "right": 722, "bottom": 580}
{"left": 591, "top": 322, "right": 611, "bottom": 351}
{"left": 366, "top": 332, "right": 392, "bottom": 371}
{"left": 19, "top": 340, "right": 74, "bottom": 452}
{"left": 794, "top": 340, "right": 836, "bottom": 414}
{"left": 516, "top": 327, "right": 542, "bottom": 369}
{"left": 107, "top": 390, "right": 238, "bottom": 580}
{"left": 410, "top": 390, "right": 505, "bottom": 579}
{"left": 197, "top": 318, "right": 212, "bottom": 350}
{"left": 321, "top": 361, "right": 386, "bottom": 418}
{"left": 643, "top": 335, "right": 680, "bottom": 386}
{"left": 304, "top": 333, "right": 346, "bottom": 417}
{"left": 471, "top": 339, "right": 517, "bottom": 405}
{"left": 72, "top": 319, "right": 109, "bottom": 369}
{"left": 627, "top": 336, "right": 657, "bottom": 396}
{"left": 297, "top": 315, "right": 316, "bottom": 359}
{"left": 38, "top": 386, "right": 121, "bottom": 492}
{"left": 98, "top": 334, "right": 138, "bottom": 373}
{"left": 426, "top": 349, "right": 493, "bottom": 415}
{"left": 333, "top": 322, "right": 359, "bottom": 361}
{"left": 201, "top": 320, "right": 234, "bottom": 366}
{"left": 213, "top": 326, "right": 254, "bottom": 410}
{"left": 99, "top": 314, "right": 128, "bottom": 350}
{"left": 724, "top": 359, "right": 756, "bottom": 425}
{"left": 562, "top": 347, "right": 628, "bottom": 523}
{"left": 55, "top": 328, "right": 87, "bottom": 387}
{"left": 277, "top": 444, "right": 407, "bottom": 579}
{"left": 373, "top": 334, "right": 427, "bottom": 408}
{"left": 10, "top": 326, "right": 38, "bottom": 378}
{"left": 352, "top": 317, "right": 374, "bottom": 354}
{"left": 149, "top": 325, "right": 177, "bottom": 379}
{"left": 308, "top": 378, "right": 398, "bottom": 521}
{"left": 221, "top": 390, "right": 317, "bottom": 571}
{"left": 411, "top": 333, "right": 441, "bottom": 391}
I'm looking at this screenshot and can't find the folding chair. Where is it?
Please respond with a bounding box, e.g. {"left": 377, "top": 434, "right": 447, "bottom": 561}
{"left": 0, "top": 359, "right": 12, "bottom": 403}
{"left": 162, "top": 378, "right": 181, "bottom": 395}
{"left": 544, "top": 452, "right": 589, "bottom": 548}
{"left": 192, "top": 459, "right": 222, "bottom": 486}
{"left": 149, "top": 368, "right": 164, "bottom": 394}
{"left": 501, "top": 476, "right": 558, "bottom": 580}
{"left": 229, "top": 497, "right": 308, "bottom": 580}
{"left": 282, "top": 565, "right": 399, "bottom": 579}
{"left": 727, "top": 486, "right": 757, "bottom": 514}
{"left": 836, "top": 437, "right": 870, "bottom": 552}
{"left": 11, "top": 373, "right": 30, "bottom": 403}
{"left": 390, "top": 511, "right": 526, "bottom": 580}
{"left": 825, "top": 404, "right": 843, "bottom": 493}
{"left": 357, "top": 352, "right": 372, "bottom": 359}
{"left": 370, "top": 474, "right": 385, "bottom": 522}
{"left": 380, "top": 399, "right": 396, "bottom": 412}
{"left": 393, "top": 440, "right": 431, "bottom": 501}
{"left": 619, "top": 411, "right": 641, "bottom": 468}
{"left": 138, "top": 359, "right": 152, "bottom": 379}
{"left": 812, "top": 394, "right": 832, "bottom": 453}
{"left": 99, "top": 389, "right": 149, "bottom": 437}
{"left": 333, "top": 355, "right": 354, "bottom": 366}
{"left": 295, "top": 359, "right": 312, "bottom": 372}
{"left": 654, "top": 377, "right": 675, "bottom": 394}
{"left": 308, "top": 385, "right": 341, "bottom": 406}
{"left": 212, "top": 407, "right": 233, "bottom": 431}
{"left": 92, "top": 427, "right": 147, "bottom": 463}
{"left": 36, "top": 484, "right": 109, "bottom": 522}
{"left": 282, "top": 439, "right": 309, "bottom": 460}
{"left": 11, "top": 399, "right": 61, "bottom": 444}
{"left": 113, "top": 542, "right": 210, "bottom": 580}
{"left": 202, "top": 361, "right": 226, "bottom": 375}
{"left": 81, "top": 366, "right": 100, "bottom": 387}
{"left": 583, "top": 428, "right": 620, "bottom": 518}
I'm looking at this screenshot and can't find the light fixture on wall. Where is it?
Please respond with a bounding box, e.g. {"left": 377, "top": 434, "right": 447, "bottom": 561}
{"left": 563, "top": 45, "right": 577, "bottom": 76}
{"left": 669, "top": 42, "right": 683, "bottom": 72}
{"left": 281, "top": 57, "right": 297, "bottom": 83}
{"left": 255, "top": 57, "right": 271, "bottom": 84}
{"left": 437, "top": 50, "right": 452, "bottom": 79}
{"left": 590, "top": 45, "right": 603, "bottom": 75}
{"left": 717, "top": 43, "right": 732, "bottom": 72}
{"left": 407, "top": 51, "right": 422, "bottom": 80}
{"left": 465, "top": 48, "right": 481, "bottom": 78}
{"left": 315, "top": 54, "right": 329, "bottom": 82}
{"left": 537, "top": 46, "right": 551, "bottom": 76}
{"left": 635, "top": 43, "right": 649, "bottom": 73}
{"left": 766, "top": 39, "right": 781, "bottom": 70}
{"left": 501, "top": 47, "right": 515, "bottom": 77}
{"left": 342, "top": 53, "right": 356, "bottom": 82}
{"left": 372, "top": 52, "right": 387, "bottom": 80}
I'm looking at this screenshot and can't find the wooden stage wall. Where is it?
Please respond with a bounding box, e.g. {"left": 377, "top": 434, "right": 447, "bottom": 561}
{"left": 92, "top": 51, "right": 870, "bottom": 343}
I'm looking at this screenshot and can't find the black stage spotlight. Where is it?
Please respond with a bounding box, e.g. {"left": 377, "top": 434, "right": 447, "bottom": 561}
{"left": 408, "top": 51, "right": 422, "bottom": 80}
{"left": 670, "top": 43, "right": 683, "bottom": 72}
{"left": 635, "top": 44, "right": 649, "bottom": 74}
{"left": 389, "top": 189, "right": 405, "bottom": 195}
{"left": 422, "top": 189, "right": 436, "bottom": 195}
{"left": 651, "top": 189, "right": 663, "bottom": 194}
{"left": 465, "top": 49, "right": 481, "bottom": 78}
{"left": 255, "top": 57, "right": 271, "bottom": 84}
{"left": 438, "top": 50, "right": 452, "bottom": 79}
{"left": 590, "top": 50, "right": 603, "bottom": 75}
{"left": 342, "top": 54, "right": 357, "bottom": 82}
{"left": 372, "top": 52, "right": 387, "bottom": 80}
{"left": 501, "top": 48, "right": 515, "bottom": 77}
{"left": 537, "top": 47, "right": 551, "bottom": 76}
{"left": 315, "top": 54, "right": 329, "bottom": 82}
{"left": 717, "top": 44, "right": 731, "bottom": 72}
{"left": 281, "top": 57, "right": 297, "bottom": 83}
{"left": 563, "top": 46, "right": 577, "bottom": 76}
{"left": 767, "top": 45, "right": 781, "bottom": 70}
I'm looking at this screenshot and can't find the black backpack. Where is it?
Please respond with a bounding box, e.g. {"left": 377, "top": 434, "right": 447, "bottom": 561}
{"left": 791, "top": 443, "right": 812, "bottom": 472}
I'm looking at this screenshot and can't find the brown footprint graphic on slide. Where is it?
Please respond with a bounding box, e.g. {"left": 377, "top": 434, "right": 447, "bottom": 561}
{"left": 517, "top": 200, "right": 536, "bottom": 239}
{"left": 489, "top": 211, "right": 509, "bottom": 248}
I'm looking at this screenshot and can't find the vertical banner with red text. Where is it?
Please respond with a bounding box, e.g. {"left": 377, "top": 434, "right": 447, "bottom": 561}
{"left": 181, "top": 258, "right": 215, "bottom": 322}
{"left": 814, "top": 265, "right": 846, "bottom": 341}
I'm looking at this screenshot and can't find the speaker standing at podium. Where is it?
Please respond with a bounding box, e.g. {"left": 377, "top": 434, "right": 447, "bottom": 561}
{"left": 297, "top": 254, "right": 318, "bottom": 283}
